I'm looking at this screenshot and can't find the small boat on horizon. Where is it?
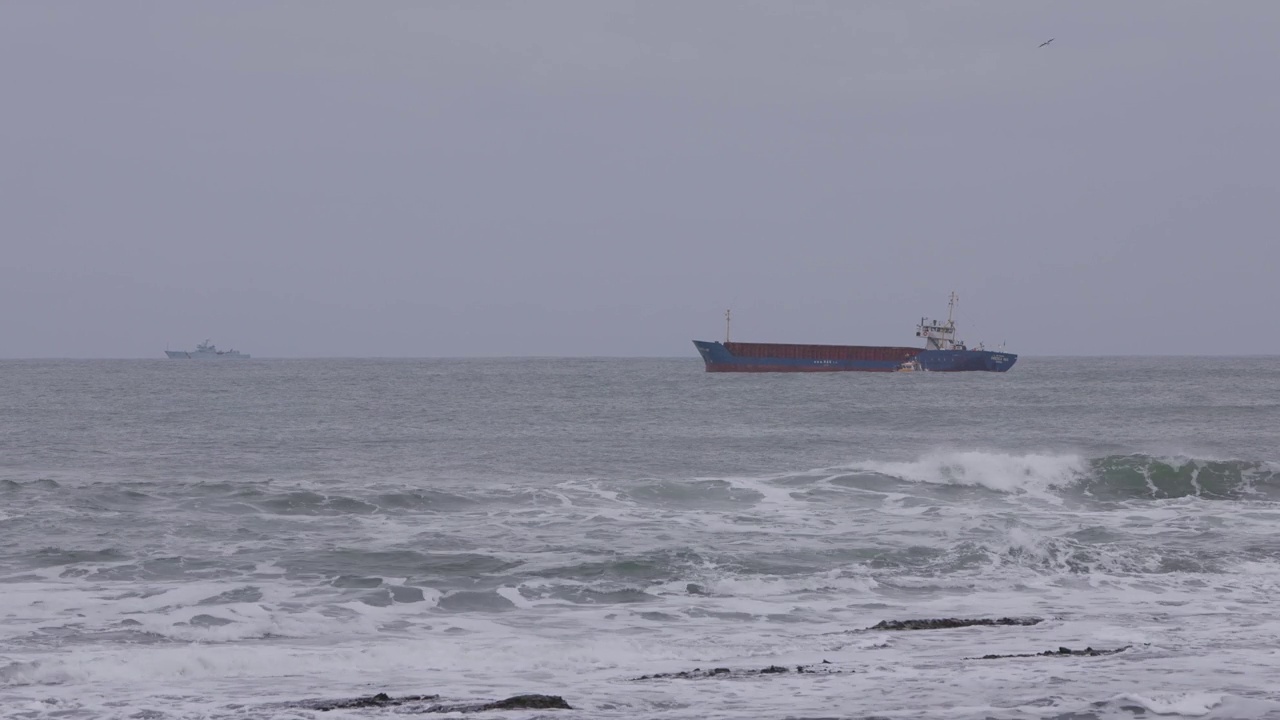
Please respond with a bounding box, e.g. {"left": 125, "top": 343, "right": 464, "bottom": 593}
{"left": 164, "top": 340, "right": 249, "bottom": 359}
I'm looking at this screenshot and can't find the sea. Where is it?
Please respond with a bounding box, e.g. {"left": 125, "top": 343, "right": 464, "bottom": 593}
{"left": 2, "top": 356, "right": 1280, "bottom": 720}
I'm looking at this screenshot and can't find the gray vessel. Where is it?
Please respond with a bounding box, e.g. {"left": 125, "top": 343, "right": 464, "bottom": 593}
{"left": 165, "top": 340, "right": 249, "bottom": 359}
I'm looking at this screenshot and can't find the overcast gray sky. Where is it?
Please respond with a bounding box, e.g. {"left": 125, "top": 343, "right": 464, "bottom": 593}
{"left": 3, "top": 1, "right": 1278, "bottom": 358}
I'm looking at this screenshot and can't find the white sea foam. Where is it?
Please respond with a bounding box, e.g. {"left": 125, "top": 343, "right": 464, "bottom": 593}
{"left": 850, "top": 451, "right": 1090, "bottom": 495}
{"left": 1102, "top": 692, "right": 1226, "bottom": 716}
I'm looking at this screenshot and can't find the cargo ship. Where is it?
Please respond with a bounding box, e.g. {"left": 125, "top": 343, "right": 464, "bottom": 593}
{"left": 692, "top": 293, "right": 1016, "bottom": 373}
{"left": 164, "top": 340, "right": 249, "bottom": 359}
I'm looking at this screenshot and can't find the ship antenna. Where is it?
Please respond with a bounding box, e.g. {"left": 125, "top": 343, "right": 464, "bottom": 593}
{"left": 725, "top": 309, "right": 732, "bottom": 343}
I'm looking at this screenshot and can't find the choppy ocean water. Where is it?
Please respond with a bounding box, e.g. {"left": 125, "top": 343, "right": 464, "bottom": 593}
{"left": 2, "top": 356, "right": 1280, "bottom": 719}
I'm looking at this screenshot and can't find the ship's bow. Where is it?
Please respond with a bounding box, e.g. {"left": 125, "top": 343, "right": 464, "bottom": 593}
{"left": 692, "top": 340, "right": 736, "bottom": 371}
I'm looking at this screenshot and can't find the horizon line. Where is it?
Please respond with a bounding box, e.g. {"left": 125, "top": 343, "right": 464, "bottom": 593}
{"left": 3, "top": 353, "right": 1280, "bottom": 361}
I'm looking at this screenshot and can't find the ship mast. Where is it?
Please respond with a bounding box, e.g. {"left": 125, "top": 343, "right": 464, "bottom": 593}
{"left": 916, "top": 291, "right": 965, "bottom": 351}
{"left": 725, "top": 309, "right": 732, "bottom": 343}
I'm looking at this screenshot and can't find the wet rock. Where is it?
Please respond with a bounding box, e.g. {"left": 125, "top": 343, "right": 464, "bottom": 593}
{"left": 473, "top": 694, "right": 573, "bottom": 711}
{"left": 634, "top": 662, "right": 846, "bottom": 680}
{"left": 302, "top": 692, "right": 439, "bottom": 711}
{"left": 298, "top": 692, "right": 570, "bottom": 713}
{"left": 422, "top": 694, "right": 573, "bottom": 713}
{"left": 869, "top": 616, "right": 1043, "bottom": 631}
{"left": 791, "top": 661, "right": 844, "bottom": 675}
{"left": 634, "top": 667, "right": 731, "bottom": 680}
{"left": 970, "top": 645, "right": 1131, "bottom": 660}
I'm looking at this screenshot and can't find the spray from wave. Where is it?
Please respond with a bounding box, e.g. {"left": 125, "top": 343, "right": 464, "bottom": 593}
{"left": 850, "top": 451, "right": 1088, "bottom": 495}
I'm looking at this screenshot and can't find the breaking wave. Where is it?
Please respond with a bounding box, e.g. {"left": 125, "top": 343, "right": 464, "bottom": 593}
{"left": 1081, "top": 455, "right": 1280, "bottom": 500}
{"left": 848, "top": 451, "right": 1280, "bottom": 500}
{"left": 852, "top": 451, "right": 1088, "bottom": 495}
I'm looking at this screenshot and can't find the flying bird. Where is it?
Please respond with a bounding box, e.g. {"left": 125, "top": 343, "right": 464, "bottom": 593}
{"left": 1039, "top": 38, "right": 1054, "bottom": 47}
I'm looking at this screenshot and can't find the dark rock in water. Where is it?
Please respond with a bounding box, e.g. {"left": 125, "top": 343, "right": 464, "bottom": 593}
{"left": 302, "top": 692, "right": 440, "bottom": 711}
{"left": 634, "top": 667, "right": 731, "bottom": 680}
{"left": 474, "top": 694, "right": 573, "bottom": 711}
{"left": 970, "top": 645, "right": 1131, "bottom": 660}
{"left": 792, "top": 662, "right": 845, "bottom": 675}
{"left": 634, "top": 662, "right": 847, "bottom": 680}
{"left": 424, "top": 694, "right": 573, "bottom": 713}
{"left": 299, "top": 692, "right": 569, "bottom": 713}
{"left": 869, "top": 617, "right": 1044, "bottom": 631}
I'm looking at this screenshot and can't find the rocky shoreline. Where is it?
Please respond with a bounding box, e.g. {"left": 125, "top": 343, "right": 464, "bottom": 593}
{"left": 970, "top": 646, "right": 1132, "bottom": 660}
{"left": 867, "top": 616, "right": 1045, "bottom": 631}
{"left": 634, "top": 660, "right": 848, "bottom": 680}
{"left": 283, "top": 617, "right": 1131, "bottom": 713}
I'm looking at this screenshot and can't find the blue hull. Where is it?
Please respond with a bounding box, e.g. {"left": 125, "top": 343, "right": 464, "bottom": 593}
{"left": 915, "top": 349, "right": 1017, "bottom": 372}
{"left": 692, "top": 341, "right": 1016, "bottom": 373}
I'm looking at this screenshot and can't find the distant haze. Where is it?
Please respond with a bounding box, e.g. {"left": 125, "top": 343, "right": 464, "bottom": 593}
{"left": 3, "top": 2, "right": 1278, "bottom": 358}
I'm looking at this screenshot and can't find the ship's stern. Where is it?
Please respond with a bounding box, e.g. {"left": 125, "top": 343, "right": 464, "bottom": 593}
{"left": 982, "top": 351, "right": 1017, "bottom": 372}
{"left": 917, "top": 349, "right": 1018, "bottom": 372}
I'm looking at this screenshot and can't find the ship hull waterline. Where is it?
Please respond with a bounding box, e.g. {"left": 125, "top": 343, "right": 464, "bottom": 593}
{"left": 164, "top": 350, "right": 250, "bottom": 359}
{"left": 692, "top": 341, "right": 1017, "bottom": 373}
